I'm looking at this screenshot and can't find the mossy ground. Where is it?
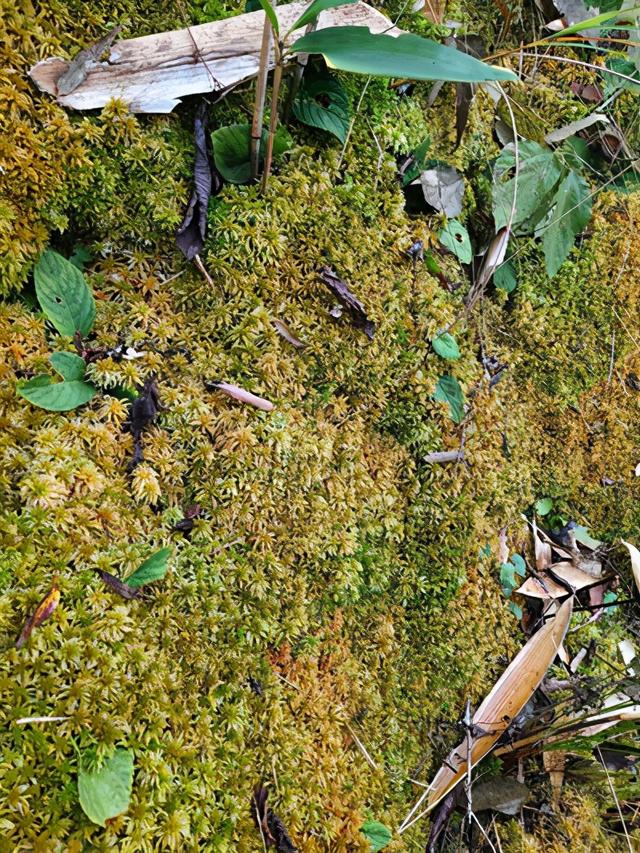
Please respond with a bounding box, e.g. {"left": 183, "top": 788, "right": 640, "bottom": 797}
{"left": 1, "top": 0, "right": 640, "bottom": 850}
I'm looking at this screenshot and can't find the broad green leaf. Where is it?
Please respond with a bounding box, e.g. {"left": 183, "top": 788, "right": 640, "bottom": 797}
{"left": 535, "top": 497, "right": 553, "bottom": 516}
{"left": 289, "top": 0, "right": 357, "bottom": 33}
{"left": 49, "top": 351, "right": 86, "bottom": 381}
{"left": 511, "top": 554, "right": 526, "bottom": 577}
{"left": 492, "top": 142, "right": 565, "bottom": 233}
{"left": 500, "top": 562, "right": 517, "bottom": 591}
{"left": 439, "top": 220, "right": 472, "bottom": 263}
{"left": 494, "top": 259, "right": 517, "bottom": 292}
{"left": 78, "top": 749, "right": 134, "bottom": 827}
{"left": 17, "top": 376, "right": 97, "bottom": 411}
{"left": 211, "top": 123, "right": 292, "bottom": 183}
{"left": 603, "top": 56, "right": 640, "bottom": 97}
{"left": 508, "top": 601, "right": 523, "bottom": 619}
{"left": 34, "top": 250, "right": 96, "bottom": 336}
{"left": 540, "top": 170, "right": 592, "bottom": 277}
{"left": 432, "top": 332, "right": 460, "bottom": 360}
{"left": 572, "top": 524, "right": 601, "bottom": 550}
{"left": 434, "top": 375, "right": 465, "bottom": 423}
{"left": 361, "top": 819, "right": 392, "bottom": 851}
{"left": 126, "top": 547, "right": 172, "bottom": 588}
{"left": 293, "top": 74, "right": 350, "bottom": 142}
{"left": 257, "top": 0, "right": 279, "bottom": 34}
{"left": 290, "top": 28, "right": 517, "bottom": 83}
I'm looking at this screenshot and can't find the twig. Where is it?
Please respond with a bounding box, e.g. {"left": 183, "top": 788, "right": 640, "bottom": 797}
{"left": 345, "top": 722, "right": 378, "bottom": 770}
{"left": 16, "top": 716, "right": 69, "bottom": 725}
{"left": 194, "top": 253, "right": 217, "bottom": 289}
{"left": 597, "top": 745, "right": 634, "bottom": 853}
{"left": 251, "top": 4, "right": 277, "bottom": 180}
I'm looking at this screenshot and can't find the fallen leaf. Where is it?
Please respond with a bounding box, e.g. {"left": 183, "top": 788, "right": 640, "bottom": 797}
{"left": 400, "top": 597, "right": 573, "bottom": 826}
{"left": 499, "top": 527, "right": 509, "bottom": 565}
{"left": 97, "top": 570, "right": 142, "bottom": 600}
{"left": 318, "top": 266, "right": 375, "bottom": 339}
{"left": 622, "top": 539, "right": 640, "bottom": 594}
{"left": 126, "top": 547, "right": 172, "bottom": 588}
{"left": 619, "top": 639, "right": 636, "bottom": 670}
{"left": 16, "top": 580, "right": 61, "bottom": 648}
{"left": 419, "top": 165, "right": 464, "bottom": 217}
{"left": 544, "top": 112, "right": 609, "bottom": 143}
{"left": 570, "top": 81, "right": 602, "bottom": 102}
{"left": 251, "top": 784, "right": 297, "bottom": 851}
{"left": 78, "top": 748, "right": 134, "bottom": 826}
{"left": 532, "top": 517, "right": 553, "bottom": 571}
{"left": 424, "top": 449, "right": 464, "bottom": 464}
{"left": 516, "top": 561, "right": 601, "bottom": 599}
{"left": 176, "top": 101, "right": 222, "bottom": 260}
{"left": 207, "top": 381, "right": 275, "bottom": 412}
{"left": 56, "top": 26, "right": 122, "bottom": 95}
{"left": 128, "top": 376, "right": 163, "bottom": 468}
{"left": 273, "top": 319, "right": 306, "bottom": 348}
{"left": 475, "top": 226, "right": 510, "bottom": 290}
{"left": 471, "top": 777, "right": 529, "bottom": 815}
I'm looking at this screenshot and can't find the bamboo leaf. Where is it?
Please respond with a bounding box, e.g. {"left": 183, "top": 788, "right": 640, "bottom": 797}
{"left": 289, "top": 0, "right": 358, "bottom": 33}
{"left": 257, "top": 0, "right": 280, "bottom": 34}
{"left": 622, "top": 540, "right": 640, "bottom": 595}
{"left": 290, "top": 28, "right": 517, "bottom": 83}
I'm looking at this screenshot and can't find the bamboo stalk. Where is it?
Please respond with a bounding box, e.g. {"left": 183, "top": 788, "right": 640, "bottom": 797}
{"left": 251, "top": 4, "right": 277, "bottom": 179}
{"left": 260, "top": 53, "right": 283, "bottom": 192}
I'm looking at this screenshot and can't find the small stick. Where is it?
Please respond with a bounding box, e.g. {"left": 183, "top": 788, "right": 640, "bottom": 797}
{"left": 194, "top": 253, "right": 216, "bottom": 289}
{"left": 251, "top": 3, "right": 277, "bottom": 179}
{"left": 345, "top": 722, "right": 378, "bottom": 771}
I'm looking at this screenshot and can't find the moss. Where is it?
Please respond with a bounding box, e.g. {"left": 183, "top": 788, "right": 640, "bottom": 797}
{"left": 1, "top": 0, "right": 640, "bottom": 850}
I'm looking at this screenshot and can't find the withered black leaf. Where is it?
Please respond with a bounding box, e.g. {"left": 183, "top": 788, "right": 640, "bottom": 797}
{"left": 318, "top": 266, "right": 375, "bottom": 340}
{"left": 96, "top": 569, "right": 142, "bottom": 600}
{"left": 173, "top": 504, "right": 203, "bottom": 536}
{"left": 176, "top": 101, "right": 223, "bottom": 260}
{"left": 450, "top": 35, "right": 484, "bottom": 149}
{"left": 128, "top": 376, "right": 162, "bottom": 469}
{"left": 251, "top": 784, "right": 297, "bottom": 852}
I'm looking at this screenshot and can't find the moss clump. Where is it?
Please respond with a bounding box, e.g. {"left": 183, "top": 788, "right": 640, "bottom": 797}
{"left": 1, "top": 0, "right": 640, "bottom": 850}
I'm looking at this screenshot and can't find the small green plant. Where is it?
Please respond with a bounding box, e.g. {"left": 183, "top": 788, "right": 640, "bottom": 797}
{"left": 361, "top": 819, "right": 392, "bottom": 851}
{"left": 431, "top": 332, "right": 460, "bottom": 360}
{"left": 434, "top": 374, "right": 465, "bottom": 423}
{"left": 125, "top": 547, "right": 172, "bottom": 588}
{"left": 500, "top": 553, "right": 526, "bottom": 618}
{"left": 78, "top": 748, "right": 134, "bottom": 826}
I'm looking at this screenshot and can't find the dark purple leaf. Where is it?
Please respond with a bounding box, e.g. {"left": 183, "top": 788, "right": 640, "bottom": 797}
{"left": 128, "top": 376, "right": 162, "bottom": 469}
{"left": 318, "top": 266, "right": 375, "bottom": 339}
{"left": 452, "top": 36, "right": 484, "bottom": 149}
{"left": 251, "top": 784, "right": 297, "bottom": 852}
{"left": 97, "top": 569, "right": 142, "bottom": 600}
{"left": 176, "top": 101, "right": 223, "bottom": 260}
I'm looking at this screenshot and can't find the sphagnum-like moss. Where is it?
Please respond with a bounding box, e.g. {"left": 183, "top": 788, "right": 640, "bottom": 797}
{"left": 2, "top": 0, "right": 640, "bottom": 850}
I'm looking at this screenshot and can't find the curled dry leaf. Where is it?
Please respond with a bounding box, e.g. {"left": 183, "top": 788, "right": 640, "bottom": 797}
{"left": 471, "top": 777, "right": 529, "bottom": 815}
{"left": 97, "top": 569, "right": 142, "bottom": 600}
{"left": 16, "top": 579, "right": 61, "bottom": 648}
{"left": 475, "top": 226, "right": 510, "bottom": 291}
{"left": 128, "top": 376, "right": 163, "bottom": 469}
{"left": 516, "top": 561, "right": 601, "bottom": 599}
{"left": 400, "top": 597, "right": 573, "bottom": 828}
{"left": 272, "top": 319, "right": 306, "bottom": 349}
{"left": 621, "top": 539, "right": 640, "bottom": 595}
{"left": 207, "top": 381, "right": 275, "bottom": 412}
{"left": 418, "top": 165, "right": 464, "bottom": 217}
{"left": 251, "top": 784, "right": 297, "bottom": 852}
{"left": 424, "top": 449, "right": 464, "bottom": 464}
{"left": 532, "top": 517, "right": 552, "bottom": 571}
{"left": 318, "top": 266, "right": 375, "bottom": 339}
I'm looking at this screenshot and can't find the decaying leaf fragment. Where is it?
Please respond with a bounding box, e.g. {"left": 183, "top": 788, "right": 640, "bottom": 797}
{"left": 318, "top": 266, "right": 375, "bottom": 339}
{"left": 621, "top": 539, "right": 640, "bottom": 595}
{"left": 251, "top": 784, "right": 297, "bottom": 851}
{"left": 16, "top": 579, "right": 60, "bottom": 648}
{"left": 400, "top": 597, "right": 573, "bottom": 829}
{"left": 56, "top": 25, "right": 122, "bottom": 95}
{"left": 206, "top": 380, "right": 275, "bottom": 412}
{"left": 516, "top": 561, "right": 602, "bottom": 599}
{"left": 96, "top": 570, "right": 142, "bottom": 600}
{"left": 128, "top": 376, "right": 163, "bottom": 469}
{"left": 272, "top": 319, "right": 306, "bottom": 349}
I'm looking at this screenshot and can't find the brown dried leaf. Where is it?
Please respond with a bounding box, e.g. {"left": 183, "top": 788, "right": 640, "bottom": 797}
{"left": 207, "top": 381, "right": 275, "bottom": 412}
{"left": 400, "top": 597, "right": 573, "bottom": 826}
{"left": 97, "top": 570, "right": 143, "bottom": 600}
{"left": 621, "top": 540, "right": 640, "bottom": 595}
{"left": 516, "top": 562, "right": 601, "bottom": 599}
{"left": 251, "top": 784, "right": 297, "bottom": 851}
{"left": 532, "top": 517, "right": 552, "bottom": 571}
{"left": 16, "top": 580, "right": 61, "bottom": 648}
{"left": 318, "top": 266, "right": 375, "bottom": 339}
{"left": 272, "top": 319, "right": 306, "bottom": 349}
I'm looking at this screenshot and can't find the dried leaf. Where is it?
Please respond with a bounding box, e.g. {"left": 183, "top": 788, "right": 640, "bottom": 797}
{"left": 400, "top": 597, "right": 573, "bottom": 825}
{"left": 472, "top": 777, "right": 529, "bottom": 815}
{"left": 273, "top": 319, "right": 306, "bottom": 348}
{"left": 318, "top": 266, "right": 375, "bottom": 339}
{"left": 475, "top": 226, "right": 510, "bottom": 291}
{"left": 207, "top": 381, "right": 275, "bottom": 412}
{"left": 516, "top": 561, "right": 601, "bottom": 599}
{"left": 424, "top": 449, "right": 464, "bottom": 464}
{"left": 97, "top": 570, "right": 142, "bottom": 600}
{"left": 543, "top": 749, "right": 565, "bottom": 807}
{"left": 128, "top": 377, "right": 162, "bottom": 468}
{"left": 532, "top": 517, "right": 553, "bottom": 571}
{"left": 452, "top": 35, "right": 484, "bottom": 148}
{"left": 419, "top": 165, "right": 464, "bottom": 217}
{"left": 570, "top": 81, "right": 602, "bottom": 103}
{"left": 251, "top": 784, "right": 297, "bottom": 851}
{"left": 499, "top": 527, "right": 509, "bottom": 565}
{"left": 621, "top": 539, "right": 640, "bottom": 595}
{"left": 544, "top": 112, "right": 609, "bottom": 143}
{"left": 176, "top": 102, "right": 222, "bottom": 260}
{"left": 57, "top": 26, "right": 122, "bottom": 95}
{"left": 16, "top": 580, "right": 60, "bottom": 648}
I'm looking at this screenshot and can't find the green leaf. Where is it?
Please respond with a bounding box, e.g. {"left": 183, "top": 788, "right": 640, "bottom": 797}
{"left": 508, "top": 601, "right": 523, "bottom": 619}
{"left": 211, "top": 123, "right": 292, "bottom": 183}
{"left": 290, "top": 28, "right": 517, "bottom": 83}
{"left": 494, "top": 258, "right": 517, "bottom": 292}
{"left": 17, "top": 376, "right": 97, "bottom": 411}
{"left": 78, "top": 749, "right": 134, "bottom": 827}
{"left": 511, "top": 554, "right": 526, "bottom": 577}
{"left": 293, "top": 74, "right": 350, "bottom": 142}
{"left": 432, "top": 332, "right": 460, "bottom": 360}
{"left": 289, "top": 0, "right": 357, "bottom": 33}
{"left": 439, "top": 220, "right": 472, "bottom": 263}
{"left": 539, "top": 170, "right": 592, "bottom": 277}
{"left": 572, "top": 524, "right": 602, "bottom": 550}
{"left": 434, "top": 375, "right": 465, "bottom": 423}
{"left": 603, "top": 56, "right": 640, "bottom": 97}
{"left": 492, "top": 142, "right": 565, "bottom": 233}
{"left": 361, "top": 819, "right": 392, "bottom": 851}
{"left": 256, "top": 0, "right": 279, "bottom": 34}
{"left": 126, "top": 547, "right": 172, "bottom": 588}
{"left": 34, "top": 250, "right": 96, "bottom": 336}
{"left": 49, "top": 351, "right": 86, "bottom": 381}
{"left": 401, "top": 135, "right": 431, "bottom": 186}
{"left": 500, "top": 562, "right": 517, "bottom": 590}
{"left": 547, "top": 6, "right": 640, "bottom": 38}
{"left": 535, "top": 497, "right": 553, "bottom": 516}
{"left": 69, "top": 244, "right": 92, "bottom": 270}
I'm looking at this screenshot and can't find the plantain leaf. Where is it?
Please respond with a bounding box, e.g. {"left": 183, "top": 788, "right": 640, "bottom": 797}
{"left": 34, "top": 250, "right": 95, "bottom": 336}
{"left": 434, "top": 375, "right": 465, "bottom": 423}
{"left": 290, "top": 28, "right": 517, "bottom": 83}
{"left": 293, "top": 74, "right": 350, "bottom": 142}
{"left": 17, "top": 376, "right": 97, "bottom": 411}
{"left": 78, "top": 749, "right": 134, "bottom": 827}
{"left": 49, "top": 351, "right": 86, "bottom": 381}
{"left": 289, "top": 0, "right": 358, "bottom": 32}
{"left": 211, "top": 123, "right": 292, "bottom": 183}
{"left": 432, "top": 332, "right": 460, "bottom": 360}
{"left": 126, "top": 547, "right": 172, "bottom": 588}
